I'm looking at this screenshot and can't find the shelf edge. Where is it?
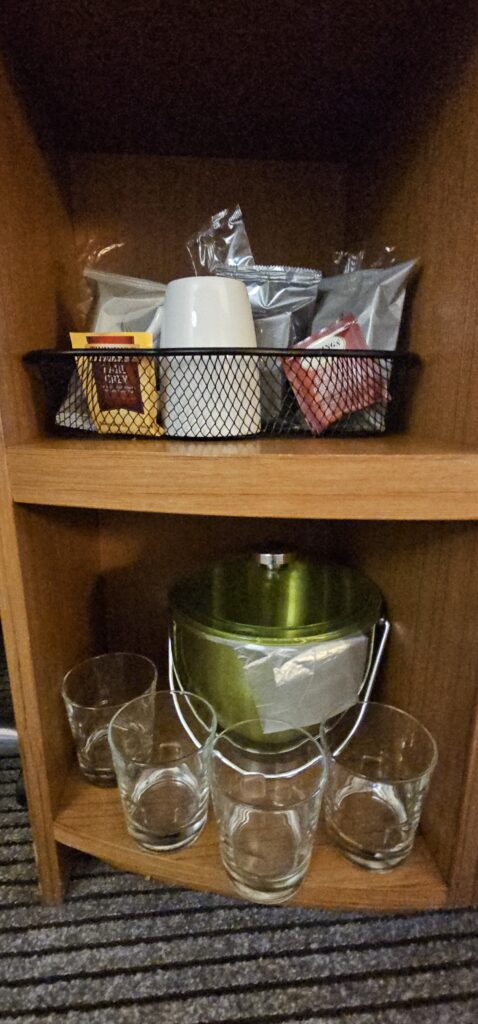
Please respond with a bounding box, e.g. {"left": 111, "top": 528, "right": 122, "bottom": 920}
{"left": 54, "top": 771, "right": 448, "bottom": 912}
{"left": 7, "top": 441, "right": 478, "bottom": 520}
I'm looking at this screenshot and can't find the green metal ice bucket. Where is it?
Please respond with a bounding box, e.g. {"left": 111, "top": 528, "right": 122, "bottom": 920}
{"left": 169, "top": 549, "right": 386, "bottom": 743}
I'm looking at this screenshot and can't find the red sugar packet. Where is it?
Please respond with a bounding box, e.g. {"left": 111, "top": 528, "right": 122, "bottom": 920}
{"left": 284, "top": 314, "right": 390, "bottom": 434}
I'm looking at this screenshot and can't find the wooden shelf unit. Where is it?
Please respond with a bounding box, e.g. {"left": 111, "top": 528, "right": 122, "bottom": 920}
{"left": 7, "top": 437, "right": 478, "bottom": 520}
{"left": 55, "top": 766, "right": 447, "bottom": 913}
{"left": 0, "top": 2, "right": 477, "bottom": 910}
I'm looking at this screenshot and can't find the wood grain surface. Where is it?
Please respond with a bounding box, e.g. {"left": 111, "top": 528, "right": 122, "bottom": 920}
{"left": 54, "top": 765, "right": 447, "bottom": 912}
{"left": 347, "top": 48, "right": 478, "bottom": 447}
{"left": 67, "top": 153, "right": 345, "bottom": 286}
{"left": 0, "top": 10, "right": 478, "bottom": 912}
{"left": 0, "top": 447, "right": 69, "bottom": 903}
{"left": 344, "top": 41, "right": 478, "bottom": 901}
{"left": 0, "top": 63, "right": 83, "bottom": 445}
{"left": 0, "top": 60, "right": 101, "bottom": 901}
{"left": 6, "top": 436, "right": 478, "bottom": 520}
{"left": 333, "top": 520, "right": 478, "bottom": 897}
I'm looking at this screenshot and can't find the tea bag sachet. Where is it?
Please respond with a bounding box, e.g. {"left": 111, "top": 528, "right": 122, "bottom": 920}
{"left": 284, "top": 315, "right": 389, "bottom": 435}
{"left": 69, "top": 332, "right": 162, "bottom": 436}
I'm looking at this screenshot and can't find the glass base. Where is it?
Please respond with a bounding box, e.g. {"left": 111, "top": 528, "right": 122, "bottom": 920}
{"left": 326, "top": 816, "right": 413, "bottom": 871}
{"left": 325, "top": 789, "right": 414, "bottom": 871}
{"left": 336, "top": 846, "right": 410, "bottom": 871}
{"left": 80, "top": 768, "right": 117, "bottom": 788}
{"left": 128, "top": 815, "right": 207, "bottom": 852}
{"left": 126, "top": 765, "right": 208, "bottom": 852}
{"left": 226, "top": 871, "right": 302, "bottom": 904}
{"left": 219, "top": 804, "right": 311, "bottom": 904}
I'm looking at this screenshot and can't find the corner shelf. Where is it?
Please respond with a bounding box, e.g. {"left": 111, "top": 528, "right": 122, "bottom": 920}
{"left": 54, "top": 766, "right": 448, "bottom": 912}
{"left": 7, "top": 436, "right": 478, "bottom": 519}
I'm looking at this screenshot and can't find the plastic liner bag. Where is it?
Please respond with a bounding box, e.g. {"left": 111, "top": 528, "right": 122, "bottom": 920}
{"left": 310, "top": 255, "right": 417, "bottom": 433}
{"left": 243, "top": 633, "right": 369, "bottom": 734}
{"left": 187, "top": 204, "right": 322, "bottom": 345}
{"left": 284, "top": 314, "right": 389, "bottom": 435}
{"left": 254, "top": 313, "right": 291, "bottom": 419}
{"left": 188, "top": 204, "right": 322, "bottom": 423}
{"left": 55, "top": 365, "right": 97, "bottom": 434}
{"left": 254, "top": 311, "right": 291, "bottom": 349}
{"left": 56, "top": 269, "right": 166, "bottom": 432}
{"left": 219, "top": 263, "right": 322, "bottom": 345}
{"left": 187, "top": 204, "right": 254, "bottom": 273}
{"left": 84, "top": 270, "right": 166, "bottom": 344}
{"left": 221, "top": 263, "right": 322, "bottom": 424}
{"left": 331, "top": 245, "right": 398, "bottom": 276}
{"left": 171, "top": 627, "right": 369, "bottom": 734}
{"left": 312, "top": 258, "right": 417, "bottom": 351}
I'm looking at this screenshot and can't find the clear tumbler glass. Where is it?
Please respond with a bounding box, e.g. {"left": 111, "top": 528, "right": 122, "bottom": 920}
{"left": 108, "top": 690, "right": 217, "bottom": 851}
{"left": 211, "top": 720, "right": 327, "bottom": 904}
{"left": 320, "top": 701, "right": 438, "bottom": 870}
{"left": 62, "top": 652, "right": 157, "bottom": 787}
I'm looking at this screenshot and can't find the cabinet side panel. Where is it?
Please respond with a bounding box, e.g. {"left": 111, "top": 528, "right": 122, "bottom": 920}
{"left": 346, "top": 50, "right": 478, "bottom": 445}
{"left": 0, "top": 60, "right": 82, "bottom": 444}
{"left": 0, "top": 461, "right": 103, "bottom": 899}
{"left": 449, "top": 713, "right": 478, "bottom": 904}
{"left": 334, "top": 520, "right": 478, "bottom": 894}
{"left": 67, "top": 154, "right": 345, "bottom": 284}
{"left": 12, "top": 505, "right": 106, "bottom": 802}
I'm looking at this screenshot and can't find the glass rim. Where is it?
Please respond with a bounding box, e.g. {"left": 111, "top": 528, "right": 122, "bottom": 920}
{"left": 108, "top": 689, "right": 218, "bottom": 768}
{"left": 61, "top": 652, "right": 158, "bottom": 711}
{"left": 320, "top": 700, "right": 438, "bottom": 783}
{"left": 213, "top": 716, "right": 326, "bottom": 777}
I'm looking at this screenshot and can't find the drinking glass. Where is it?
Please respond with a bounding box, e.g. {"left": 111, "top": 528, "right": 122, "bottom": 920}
{"left": 108, "top": 690, "right": 217, "bottom": 851}
{"left": 62, "top": 652, "right": 157, "bottom": 787}
{"left": 320, "top": 701, "right": 438, "bottom": 870}
{"left": 211, "top": 719, "right": 327, "bottom": 904}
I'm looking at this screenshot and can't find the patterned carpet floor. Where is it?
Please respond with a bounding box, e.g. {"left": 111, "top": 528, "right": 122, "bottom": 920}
{"left": 1, "top": 648, "right": 478, "bottom": 1022}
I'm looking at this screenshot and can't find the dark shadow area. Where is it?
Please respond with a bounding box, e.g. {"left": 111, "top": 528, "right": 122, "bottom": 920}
{"left": 0, "top": 1, "right": 476, "bottom": 162}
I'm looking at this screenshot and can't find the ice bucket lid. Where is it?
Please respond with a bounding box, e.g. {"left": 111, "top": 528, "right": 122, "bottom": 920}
{"left": 170, "top": 549, "right": 382, "bottom": 643}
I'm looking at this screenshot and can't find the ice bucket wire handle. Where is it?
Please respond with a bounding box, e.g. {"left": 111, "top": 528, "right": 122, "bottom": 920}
{"left": 167, "top": 646, "right": 214, "bottom": 748}
{"left": 326, "top": 616, "right": 391, "bottom": 757}
{"left": 357, "top": 616, "right": 390, "bottom": 705}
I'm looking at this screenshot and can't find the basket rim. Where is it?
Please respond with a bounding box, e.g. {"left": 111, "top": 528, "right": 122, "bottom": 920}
{"left": 24, "top": 347, "right": 420, "bottom": 362}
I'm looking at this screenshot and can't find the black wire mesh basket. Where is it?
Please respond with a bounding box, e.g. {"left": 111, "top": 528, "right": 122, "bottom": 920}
{"left": 24, "top": 349, "right": 418, "bottom": 441}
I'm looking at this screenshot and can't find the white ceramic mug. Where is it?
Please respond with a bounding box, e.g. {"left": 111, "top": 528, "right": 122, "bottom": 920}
{"left": 159, "top": 276, "right": 261, "bottom": 438}
{"left": 160, "top": 276, "right": 257, "bottom": 350}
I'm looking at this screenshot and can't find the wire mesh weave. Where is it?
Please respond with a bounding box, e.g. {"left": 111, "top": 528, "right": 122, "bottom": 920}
{"left": 25, "top": 349, "right": 415, "bottom": 440}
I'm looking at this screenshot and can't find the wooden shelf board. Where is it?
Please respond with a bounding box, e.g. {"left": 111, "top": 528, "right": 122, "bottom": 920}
{"left": 54, "top": 766, "right": 447, "bottom": 912}
{"left": 7, "top": 436, "right": 478, "bottom": 520}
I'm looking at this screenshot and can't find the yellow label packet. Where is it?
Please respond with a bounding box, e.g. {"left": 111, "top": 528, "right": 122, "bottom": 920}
{"left": 69, "top": 332, "right": 163, "bottom": 436}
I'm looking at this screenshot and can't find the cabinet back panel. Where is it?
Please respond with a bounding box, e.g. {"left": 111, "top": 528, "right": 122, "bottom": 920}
{"left": 99, "top": 512, "right": 333, "bottom": 672}
{"left": 67, "top": 154, "right": 345, "bottom": 285}
{"left": 1, "top": 1, "right": 474, "bottom": 162}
